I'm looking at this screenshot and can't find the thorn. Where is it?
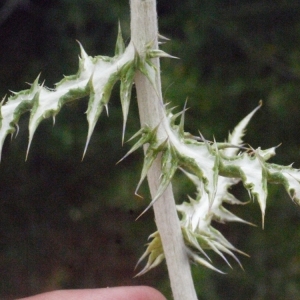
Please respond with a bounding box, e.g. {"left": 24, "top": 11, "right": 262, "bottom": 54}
{"left": 135, "top": 192, "right": 144, "bottom": 199}
{"left": 135, "top": 193, "right": 161, "bottom": 221}
{"left": 135, "top": 201, "right": 153, "bottom": 221}
{"left": 0, "top": 96, "right": 6, "bottom": 106}
{"left": 122, "top": 123, "right": 126, "bottom": 146}
{"left": 82, "top": 129, "right": 93, "bottom": 161}
{"left": 158, "top": 33, "right": 170, "bottom": 41}
{"left": 82, "top": 141, "right": 89, "bottom": 161}
{"left": 116, "top": 147, "right": 133, "bottom": 164}
{"left": 76, "top": 40, "right": 88, "bottom": 59}
{"left": 105, "top": 104, "right": 109, "bottom": 116}
{"left": 15, "top": 124, "right": 19, "bottom": 137}
{"left": 135, "top": 210, "right": 146, "bottom": 221}
{"left": 25, "top": 140, "right": 32, "bottom": 161}
{"left": 115, "top": 156, "right": 123, "bottom": 165}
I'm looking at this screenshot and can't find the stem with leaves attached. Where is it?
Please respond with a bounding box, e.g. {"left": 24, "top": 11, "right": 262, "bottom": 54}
{"left": 130, "top": 0, "right": 198, "bottom": 299}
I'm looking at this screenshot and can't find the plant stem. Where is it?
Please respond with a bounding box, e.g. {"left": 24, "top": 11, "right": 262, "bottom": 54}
{"left": 130, "top": 1, "right": 198, "bottom": 299}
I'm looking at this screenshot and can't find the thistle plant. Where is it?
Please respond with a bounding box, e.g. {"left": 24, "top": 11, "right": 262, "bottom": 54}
{"left": 2, "top": 1, "right": 300, "bottom": 299}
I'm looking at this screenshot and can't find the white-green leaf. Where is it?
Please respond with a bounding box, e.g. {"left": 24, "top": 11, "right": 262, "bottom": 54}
{"left": 0, "top": 28, "right": 136, "bottom": 160}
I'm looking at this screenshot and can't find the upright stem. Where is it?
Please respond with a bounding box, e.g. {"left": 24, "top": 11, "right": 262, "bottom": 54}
{"left": 130, "top": 1, "right": 197, "bottom": 299}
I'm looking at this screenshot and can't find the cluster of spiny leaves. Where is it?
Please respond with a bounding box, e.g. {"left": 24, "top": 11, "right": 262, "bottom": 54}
{"left": 131, "top": 101, "right": 300, "bottom": 274}
{"left": 1, "top": 27, "right": 300, "bottom": 275}
{"left": 0, "top": 25, "right": 171, "bottom": 160}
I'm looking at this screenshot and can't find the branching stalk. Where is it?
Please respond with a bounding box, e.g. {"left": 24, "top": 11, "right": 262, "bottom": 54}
{"left": 130, "top": 0, "right": 198, "bottom": 299}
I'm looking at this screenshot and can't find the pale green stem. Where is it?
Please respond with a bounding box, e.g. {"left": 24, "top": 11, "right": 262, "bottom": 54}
{"left": 130, "top": 0, "right": 198, "bottom": 299}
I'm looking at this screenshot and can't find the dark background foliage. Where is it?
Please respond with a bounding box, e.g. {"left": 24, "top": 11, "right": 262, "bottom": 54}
{"left": 1, "top": 0, "right": 300, "bottom": 299}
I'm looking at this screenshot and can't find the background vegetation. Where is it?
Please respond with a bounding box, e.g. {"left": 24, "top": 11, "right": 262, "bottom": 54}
{"left": 1, "top": 0, "right": 300, "bottom": 299}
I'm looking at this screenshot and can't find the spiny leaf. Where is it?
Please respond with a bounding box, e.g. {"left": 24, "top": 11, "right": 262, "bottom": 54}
{"left": 135, "top": 231, "right": 164, "bottom": 277}
{"left": 0, "top": 26, "right": 137, "bottom": 160}
{"left": 139, "top": 104, "right": 265, "bottom": 273}
{"left": 83, "top": 42, "right": 136, "bottom": 157}
{"left": 0, "top": 76, "right": 41, "bottom": 160}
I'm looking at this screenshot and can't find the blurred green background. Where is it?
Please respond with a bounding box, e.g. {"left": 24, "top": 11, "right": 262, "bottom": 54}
{"left": 1, "top": 0, "right": 300, "bottom": 299}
